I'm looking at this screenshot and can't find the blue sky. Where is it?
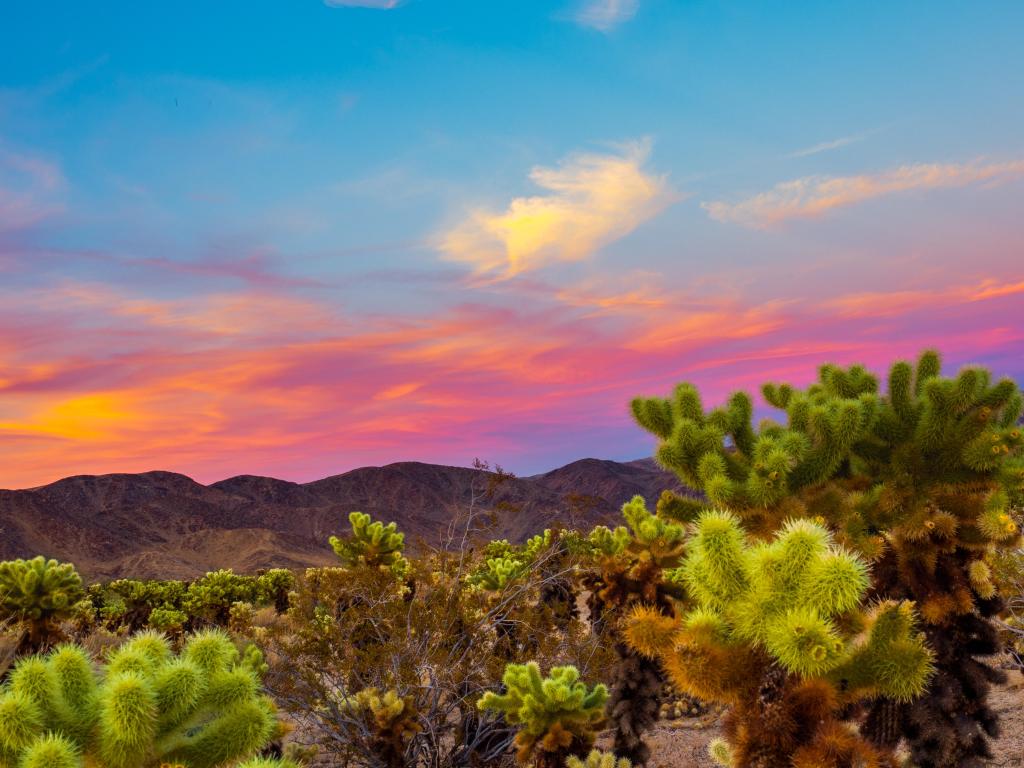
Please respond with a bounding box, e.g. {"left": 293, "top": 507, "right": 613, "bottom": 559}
{"left": 2, "top": 1, "right": 1023, "bottom": 486}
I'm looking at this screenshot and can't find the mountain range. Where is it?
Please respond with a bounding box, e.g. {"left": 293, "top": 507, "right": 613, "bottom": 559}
{"left": 0, "top": 458, "right": 687, "bottom": 580}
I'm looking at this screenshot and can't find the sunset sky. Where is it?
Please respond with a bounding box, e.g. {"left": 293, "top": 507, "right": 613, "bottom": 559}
{"left": 2, "top": 1, "right": 1023, "bottom": 488}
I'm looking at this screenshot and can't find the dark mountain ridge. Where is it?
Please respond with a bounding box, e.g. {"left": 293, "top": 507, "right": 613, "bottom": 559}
{"left": 0, "top": 458, "right": 686, "bottom": 580}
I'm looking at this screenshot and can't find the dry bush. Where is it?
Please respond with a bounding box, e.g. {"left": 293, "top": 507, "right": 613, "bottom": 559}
{"left": 263, "top": 545, "right": 613, "bottom": 768}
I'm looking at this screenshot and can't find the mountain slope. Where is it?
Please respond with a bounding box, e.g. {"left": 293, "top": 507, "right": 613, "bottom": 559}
{"left": 0, "top": 458, "right": 685, "bottom": 580}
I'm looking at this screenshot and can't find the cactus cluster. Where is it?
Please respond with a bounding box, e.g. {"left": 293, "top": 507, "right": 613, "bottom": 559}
{"left": 0, "top": 557, "right": 84, "bottom": 652}
{"left": 478, "top": 662, "right": 607, "bottom": 768}
{"left": 627, "top": 512, "right": 933, "bottom": 767}
{"left": 0, "top": 629, "right": 291, "bottom": 768}
{"left": 330, "top": 512, "right": 409, "bottom": 577}
{"left": 632, "top": 350, "right": 1024, "bottom": 766}
{"left": 84, "top": 569, "right": 295, "bottom": 634}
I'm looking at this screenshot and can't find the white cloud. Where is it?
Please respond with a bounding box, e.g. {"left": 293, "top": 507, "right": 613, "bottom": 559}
{"left": 439, "top": 140, "right": 674, "bottom": 279}
{"left": 703, "top": 158, "right": 1024, "bottom": 229}
{"left": 574, "top": 0, "right": 639, "bottom": 31}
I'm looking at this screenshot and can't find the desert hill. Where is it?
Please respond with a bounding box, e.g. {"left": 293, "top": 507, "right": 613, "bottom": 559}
{"left": 0, "top": 458, "right": 687, "bottom": 580}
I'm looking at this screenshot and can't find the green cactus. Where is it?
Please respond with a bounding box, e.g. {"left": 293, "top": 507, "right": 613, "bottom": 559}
{"left": 0, "top": 630, "right": 282, "bottom": 768}
{"left": 565, "top": 749, "right": 632, "bottom": 768}
{"left": 235, "top": 759, "right": 303, "bottom": 768}
{"left": 0, "top": 557, "right": 84, "bottom": 653}
{"left": 329, "top": 512, "right": 409, "bottom": 576}
{"left": 478, "top": 662, "right": 608, "bottom": 768}
{"left": 466, "top": 556, "right": 529, "bottom": 592}
{"left": 627, "top": 513, "right": 933, "bottom": 768}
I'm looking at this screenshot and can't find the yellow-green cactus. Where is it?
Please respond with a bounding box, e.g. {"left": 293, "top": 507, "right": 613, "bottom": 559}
{"left": 0, "top": 557, "right": 84, "bottom": 652}
{"left": 626, "top": 513, "right": 932, "bottom": 768}
{"left": 0, "top": 630, "right": 281, "bottom": 768}
{"left": 478, "top": 662, "right": 608, "bottom": 768}
{"left": 329, "top": 512, "right": 409, "bottom": 576}
{"left": 341, "top": 687, "right": 421, "bottom": 768}
{"left": 565, "top": 749, "right": 632, "bottom": 768}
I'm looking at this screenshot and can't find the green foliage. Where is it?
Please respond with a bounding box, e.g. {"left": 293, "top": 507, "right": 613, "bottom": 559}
{"left": 329, "top": 512, "right": 409, "bottom": 577}
{"left": 478, "top": 662, "right": 607, "bottom": 767}
{"left": 0, "top": 557, "right": 84, "bottom": 650}
{"left": 0, "top": 630, "right": 281, "bottom": 768}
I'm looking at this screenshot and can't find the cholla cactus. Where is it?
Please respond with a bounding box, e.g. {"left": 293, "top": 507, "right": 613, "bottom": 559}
{"left": 627, "top": 512, "right": 933, "bottom": 768}
{"left": 0, "top": 629, "right": 282, "bottom": 768}
{"left": 478, "top": 662, "right": 607, "bottom": 768}
{"left": 582, "top": 497, "right": 688, "bottom": 766}
{"left": 565, "top": 749, "right": 632, "bottom": 768}
{"left": 330, "top": 512, "right": 409, "bottom": 577}
{"left": 632, "top": 350, "right": 1024, "bottom": 766}
{"left": 466, "top": 556, "right": 528, "bottom": 592}
{"left": 341, "top": 687, "right": 421, "bottom": 768}
{"left": 255, "top": 569, "right": 295, "bottom": 614}
{"left": 0, "top": 556, "right": 84, "bottom": 652}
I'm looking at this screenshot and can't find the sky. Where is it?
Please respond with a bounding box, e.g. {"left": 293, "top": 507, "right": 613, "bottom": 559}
{"left": 1, "top": 1, "right": 1023, "bottom": 488}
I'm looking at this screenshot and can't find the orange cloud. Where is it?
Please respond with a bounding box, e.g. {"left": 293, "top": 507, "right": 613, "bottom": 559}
{"left": 703, "top": 158, "right": 1024, "bottom": 228}
{"left": 823, "top": 278, "right": 1024, "bottom": 318}
{"left": 439, "top": 140, "right": 674, "bottom": 279}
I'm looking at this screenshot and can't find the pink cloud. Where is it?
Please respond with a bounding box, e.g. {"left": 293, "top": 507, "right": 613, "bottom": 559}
{"left": 0, "top": 265, "right": 1022, "bottom": 489}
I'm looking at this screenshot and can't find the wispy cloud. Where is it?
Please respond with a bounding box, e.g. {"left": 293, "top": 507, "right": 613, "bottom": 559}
{"left": 323, "top": 0, "right": 402, "bottom": 8}
{"left": 703, "top": 158, "right": 1024, "bottom": 229}
{"left": 0, "top": 145, "right": 65, "bottom": 232}
{"left": 573, "top": 0, "right": 639, "bottom": 31}
{"left": 439, "top": 140, "right": 674, "bottom": 279}
{"left": 787, "top": 133, "right": 866, "bottom": 158}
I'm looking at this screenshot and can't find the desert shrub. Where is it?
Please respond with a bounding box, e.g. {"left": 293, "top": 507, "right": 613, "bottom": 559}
{"left": 0, "top": 629, "right": 288, "bottom": 767}
{"left": 0, "top": 556, "right": 84, "bottom": 653}
{"left": 265, "top": 546, "right": 610, "bottom": 768}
